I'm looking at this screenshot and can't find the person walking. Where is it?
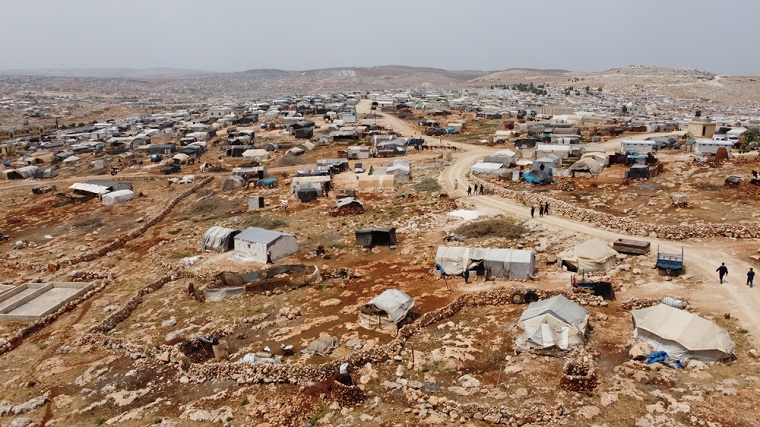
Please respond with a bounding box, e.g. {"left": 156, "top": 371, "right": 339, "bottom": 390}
{"left": 467, "top": 185, "right": 472, "bottom": 196}
{"left": 454, "top": 179, "right": 458, "bottom": 189}
{"left": 717, "top": 263, "right": 728, "bottom": 284}
{"left": 530, "top": 205, "right": 535, "bottom": 218}
{"left": 748, "top": 268, "right": 755, "bottom": 288}
{"left": 544, "top": 202, "right": 549, "bottom": 215}
{"left": 463, "top": 268, "right": 470, "bottom": 284}
{"left": 479, "top": 184, "right": 484, "bottom": 195}
{"left": 539, "top": 204, "right": 544, "bottom": 217}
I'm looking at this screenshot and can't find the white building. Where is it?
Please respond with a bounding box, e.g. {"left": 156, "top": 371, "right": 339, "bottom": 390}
{"left": 208, "top": 106, "right": 234, "bottom": 118}
{"left": 694, "top": 139, "right": 733, "bottom": 155}
{"left": 233, "top": 227, "right": 298, "bottom": 263}
{"left": 621, "top": 140, "right": 656, "bottom": 155}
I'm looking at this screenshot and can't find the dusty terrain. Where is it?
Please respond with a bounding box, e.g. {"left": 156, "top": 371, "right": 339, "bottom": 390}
{"left": 0, "top": 101, "right": 759, "bottom": 427}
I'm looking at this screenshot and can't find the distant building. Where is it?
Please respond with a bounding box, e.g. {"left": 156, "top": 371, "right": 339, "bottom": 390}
{"left": 688, "top": 120, "right": 717, "bottom": 138}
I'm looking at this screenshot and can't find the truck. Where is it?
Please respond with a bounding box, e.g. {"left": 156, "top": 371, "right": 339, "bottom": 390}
{"left": 656, "top": 245, "right": 684, "bottom": 276}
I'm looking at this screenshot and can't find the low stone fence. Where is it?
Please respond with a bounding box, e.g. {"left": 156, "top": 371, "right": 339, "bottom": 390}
{"left": 474, "top": 178, "right": 758, "bottom": 240}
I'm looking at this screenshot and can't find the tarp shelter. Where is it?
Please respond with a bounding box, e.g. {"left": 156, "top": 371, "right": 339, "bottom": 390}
{"left": 533, "top": 155, "right": 561, "bottom": 171}
{"left": 626, "top": 164, "right": 651, "bottom": 179}
{"left": 242, "top": 149, "right": 270, "bottom": 161}
{"left": 70, "top": 180, "right": 132, "bottom": 196}
{"left": 631, "top": 303, "right": 735, "bottom": 361}
{"left": 358, "top": 174, "right": 395, "bottom": 191}
{"left": 568, "top": 158, "right": 603, "bottom": 176}
{"left": 62, "top": 155, "right": 81, "bottom": 163}
{"left": 234, "top": 227, "right": 298, "bottom": 263}
{"left": 516, "top": 295, "right": 589, "bottom": 350}
{"left": 358, "top": 289, "right": 415, "bottom": 334}
{"left": 101, "top": 189, "right": 134, "bottom": 206}
{"left": 557, "top": 238, "right": 618, "bottom": 272}
{"left": 248, "top": 196, "right": 264, "bottom": 210}
{"left": 435, "top": 246, "right": 536, "bottom": 280}
{"left": 2, "top": 165, "right": 38, "bottom": 180}
{"left": 470, "top": 162, "right": 507, "bottom": 176}
{"left": 172, "top": 153, "right": 191, "bottom": 164}
{"left": 484, "top": 149, "right": 517, "bottom": 165}
{"left": 33, "top": 168, "right": 57, "bottom": 179}
{"left": 296, "top": 187, "right": 319, "bottom": 202}
{"left": 355, "top": 228, "right": 397, "bottom": 247}
{"left": 221, "top": 175, "right": 246, "bottom": 190}
{"left": 202, "top": 226, "right": 240, "bottom": 252}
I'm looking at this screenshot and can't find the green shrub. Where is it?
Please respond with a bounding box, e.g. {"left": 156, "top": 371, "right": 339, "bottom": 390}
{"left": 414, "top": 177, "right": 442, "bottom": 193}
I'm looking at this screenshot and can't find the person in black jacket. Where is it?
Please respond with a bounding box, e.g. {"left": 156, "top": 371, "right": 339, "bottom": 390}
{"left": 717, "top": 263, "right": 728, "bottom": 284}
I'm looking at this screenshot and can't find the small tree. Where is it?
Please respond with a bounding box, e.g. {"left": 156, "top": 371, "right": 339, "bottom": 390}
{"left": 695, "top": 110, "right": 702, "bottom": 117}
{"left": 621, "top": 105, "right": 628, "bottom": 115}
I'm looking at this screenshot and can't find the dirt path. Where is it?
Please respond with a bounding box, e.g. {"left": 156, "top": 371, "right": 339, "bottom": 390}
{"left": 439, "top": 141, "right": 760, "bottom": 345}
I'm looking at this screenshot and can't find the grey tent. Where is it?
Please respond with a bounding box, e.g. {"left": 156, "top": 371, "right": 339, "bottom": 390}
{"left": 33, "top": 168, "right": 57, "bottom": 179}
{"left": 296, "top": 187, "right": 318, "bottom": 202}
{"left": 221, "top": 175, "right": 246, "bottom": 190}
{"left": 631, "top": 303, "right": 735, "bottom": 361}
{"left": 355, "top": 228, "right": 397, "bottom": 247}
{"left": 202, "top": 226, "right": 240, "bottom": 252}
{"left": 358, "top": 289, "right": 415, "bottom": 334}
{"left": 516, "top": 295, "right": 589, "bottom": 350}
{"left": 435, "top": 246, "right": 536, "bottom": 280}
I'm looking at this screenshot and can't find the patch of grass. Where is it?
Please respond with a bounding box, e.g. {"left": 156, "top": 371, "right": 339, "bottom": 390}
{"left": 169, "top": 252, "right": 192, "bottom": 259}
{"left": 739, "top": 328, "right": 749, "bottom": 334}
{"left": 414, "top": 177, "right": 442, "bottom": 193}
{"left": 329, "top": 243, "right": 347, "bottom": 249}
{"left": 240, "top": 215, "right": 288, "bottom": 229}
{"left": 167, "top": 228, "right": 182, "bottom": 235}
{"left": 309, "top": 402, "right": 327, "bottom": 425}
{"left": 187, "top": 195, "right": 240, "bottom": 216}
{"left": 72, "top": 217, "right": 104, "bottom": 230}
{"left": 96, "top": 417, "right": 106, "bottom": 426}
{"left": 454, "top": 218, "right": 528, "bottom": 239}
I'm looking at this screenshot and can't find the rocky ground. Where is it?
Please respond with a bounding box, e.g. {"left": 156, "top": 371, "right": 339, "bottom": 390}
{"left": 0, "top": 106, "right": 759, "bottom": 426}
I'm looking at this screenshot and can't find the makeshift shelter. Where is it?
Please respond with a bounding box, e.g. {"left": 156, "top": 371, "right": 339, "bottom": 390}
{"left": 434, "top": 246, "right": 536, "bottom": 280}
{"left": 358, "top": 289, "right": 415, "bottom": 334}
{"left": 101, "top": 189, "right": 134, "bottom": 206}
{"left": 296, "top": 187, "right": 319, "bottom": 202}
{"left": 484, "top": 149, "right": 517, "bottom": 166}
{"left": 358, "top": 174, "right": 395, "bottom": 191}
{"left": 557, "top": 239, "right": 618, "bottom": 272}
{"left": 568, "top": 158, "right": 603, "bottom": 176}
{"left": 470, "top": 162, "right": 507, "bottom": 176}
{"left": 336, "top": 197, "right": 364, "bottom": 215}
{"left": 242, "top": 149, "right": 270, "bottom": 161}
{"left": 234, "top": 227, "right": 298, "bottom": 263}
{"left": 355, "top": 228, "right": 397, "bottom": 247}
{"left": 201, "top": 226, "right": 240, "bottom": 252}
{"left": 631, "top": 304, "right": 735, "bottom": 361}
{"left": 33, "top": 168, "right": 57, "bottom": 179}
{"left": 248, "top": 196, "right": 265, "bottom": 210}
{"left": 69, "top": 180, "right": 132, "bottom": 196}
{"left": 2, "top": 165, "right": 39, "bottom": 180}
{"left": 221, "top": 175, "right": 246, "bottom": 191}
{"left": 533, "top": 155, "right": 561, "bottom": 172}
{"left": 516, "top": 295, "right": 589, "bottom": 350}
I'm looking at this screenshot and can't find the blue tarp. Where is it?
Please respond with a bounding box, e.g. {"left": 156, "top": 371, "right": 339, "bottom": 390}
{"left": 523, "top": 170, "right": 554, "bottom": 184}
{"left": 646, "top": 350, "right": 684, "bottom": 368}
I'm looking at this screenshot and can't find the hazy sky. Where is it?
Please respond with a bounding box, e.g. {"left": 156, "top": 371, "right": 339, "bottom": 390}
{"left": 2, "top": 0, "right": 759, "bottom": 75}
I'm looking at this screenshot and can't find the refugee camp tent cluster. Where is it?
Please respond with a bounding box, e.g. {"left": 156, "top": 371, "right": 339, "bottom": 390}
{"left": 557, "top": 239, "right": 618, "bottom": 272}
{"left": 435, "top": 246, "right": 536, "bottom": 280}
{"left": 358, "top": 289, "right": 415, "bottom": 334}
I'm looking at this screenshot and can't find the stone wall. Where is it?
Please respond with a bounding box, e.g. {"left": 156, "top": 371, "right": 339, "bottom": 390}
{"left": 473, "top": 178, "right": 758, "bottom": 240}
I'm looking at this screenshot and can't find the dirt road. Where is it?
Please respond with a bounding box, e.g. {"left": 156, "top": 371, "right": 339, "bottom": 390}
{"left": 443, "top": 142, "right": 760, "bottom": 345}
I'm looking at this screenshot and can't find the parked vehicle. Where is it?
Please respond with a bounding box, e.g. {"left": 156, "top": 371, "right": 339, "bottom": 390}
{"left": 656, "top": 245, "right": 684, "bottom": 275}
{"left": 150, "top": 154, "right": 163, "bottom": 162}
{"left": 161, "top": 164, "right": 181, "bottom": 175}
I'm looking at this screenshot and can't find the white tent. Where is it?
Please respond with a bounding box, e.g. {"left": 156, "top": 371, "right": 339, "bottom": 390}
{"left": 242, "top": 149, "right": 270, "bottom": 161}
{"left": 557, "top": 239, "right": 618, "bottom": 272}
{"left": 470, "top": 162, "right": 507, "bottom": 176}
{"left": 201, "top": 226, "right": 240, "bottom": 252}
{"left": 62, "top": 155, "right": 81, "bottom": 163}
{"left": 631, "top": 304, "right": 735, "bottom": 361}
{"left": 358, "top": 289, "right": 415, "bottom": 334}
{"left": 516, "top": 295, "right": 589, "bottom": 350}
{"left": 435, "top": 246, "right": 536, "bottom": 280}
{"left": 101, "top": 189, "right": 134, "bottom": 206}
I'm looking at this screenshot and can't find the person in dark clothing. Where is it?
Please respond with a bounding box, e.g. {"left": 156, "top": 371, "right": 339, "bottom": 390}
{"left": 479, "top": 184, "right": 484, "bottom": 195}
{"left": 530, "top": 205, "right": 535, "bottom": 218}
{"left": 539, "top": 204, "right": 544, "bottom": 217}
{"left": 748, "top": 268, "right": 755, "bottom": 288}
{"left": 467, "top": 185, "right": 472, "bottom": 196}
{"left": 717, "top": 263, "right": 728, "bottom": 284}
{"left": 544, "top": 202, "right": 549, "bottom": 215}
{"left": 463, "top": 268, "right": 470, "bottom": 283}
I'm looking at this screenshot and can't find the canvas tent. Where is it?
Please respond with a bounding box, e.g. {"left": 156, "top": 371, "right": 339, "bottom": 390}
{"left": 221, "top": 175, "right": 246, "bottom": 190}
{"left": 557, "top": 239, "right": 618, "bottom": 272}
{"left": 355, "top": 228, "right": 397, "bottom": 247}
{"left": 202, "top": 226, "right": 240, "bottom": 252}
{"left": 516, "top": 295, "right": 589, "bottom": 350}
{"left": 234, "top": 227, "right": 298, "bottom": 263}
{"left": 631, "top": 303, "right": 735, "bottom": 361}
{"left": 434, "top": 246, "right": 536, "bottom": 280}
{"left": 101, "top": 189, "right": 134, "bottom": 206}
{"left": 358, "top": 289, "right": 415, "bottom": 334}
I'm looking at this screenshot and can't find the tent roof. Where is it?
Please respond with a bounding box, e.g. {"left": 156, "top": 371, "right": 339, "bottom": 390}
{"left": 557, "top": 238, "right": 618, "bottom": 271}
{"left": 365, "top": 289, "right": 415, "bottom": 323}
{"left": 519, "top": 295, "right": 588, "bottom": 326}
{"left": 631, "top": 304, "right": 735, "bottom": 357}
{"left": 69, "top": 182, "right": 111, "bottom": 194}
{"left": 235, "top": 227, "right": 294, "bottom": 245}
{"left": 336, "top": 197, "right": 363, "bottom": 208}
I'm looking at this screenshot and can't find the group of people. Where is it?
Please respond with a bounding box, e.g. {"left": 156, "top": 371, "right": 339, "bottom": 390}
{"left": 716, "top": 262, "right": 755, "bottom": 287}
{"left": 530, "top": 202, "right": 550, "bottom": 218}
{"left": 466, "top": 184, "right": 484, "bottom": 196}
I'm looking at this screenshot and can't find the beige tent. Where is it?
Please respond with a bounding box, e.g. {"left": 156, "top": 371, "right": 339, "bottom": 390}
{"left": 358, "top": 174, "right": 395, "bottom": 191}
{"left": 631, "top": 303, "right": 735, "bottom": 361}
{"left": 557, "top": 238, "right": 618, "bottom": 272}
{"left": 516, "top": 295, "right": 589, "bottom": 350}
{"left": 358, "top": 289, "right": 415, "bottom": 334}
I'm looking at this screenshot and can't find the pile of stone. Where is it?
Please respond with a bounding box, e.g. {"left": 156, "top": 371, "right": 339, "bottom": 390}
{"left": 621, "top": 297, "right": 688, "bottom": 311}
{"left": 559, "top": 347, "right": 598, "bottom": 393}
